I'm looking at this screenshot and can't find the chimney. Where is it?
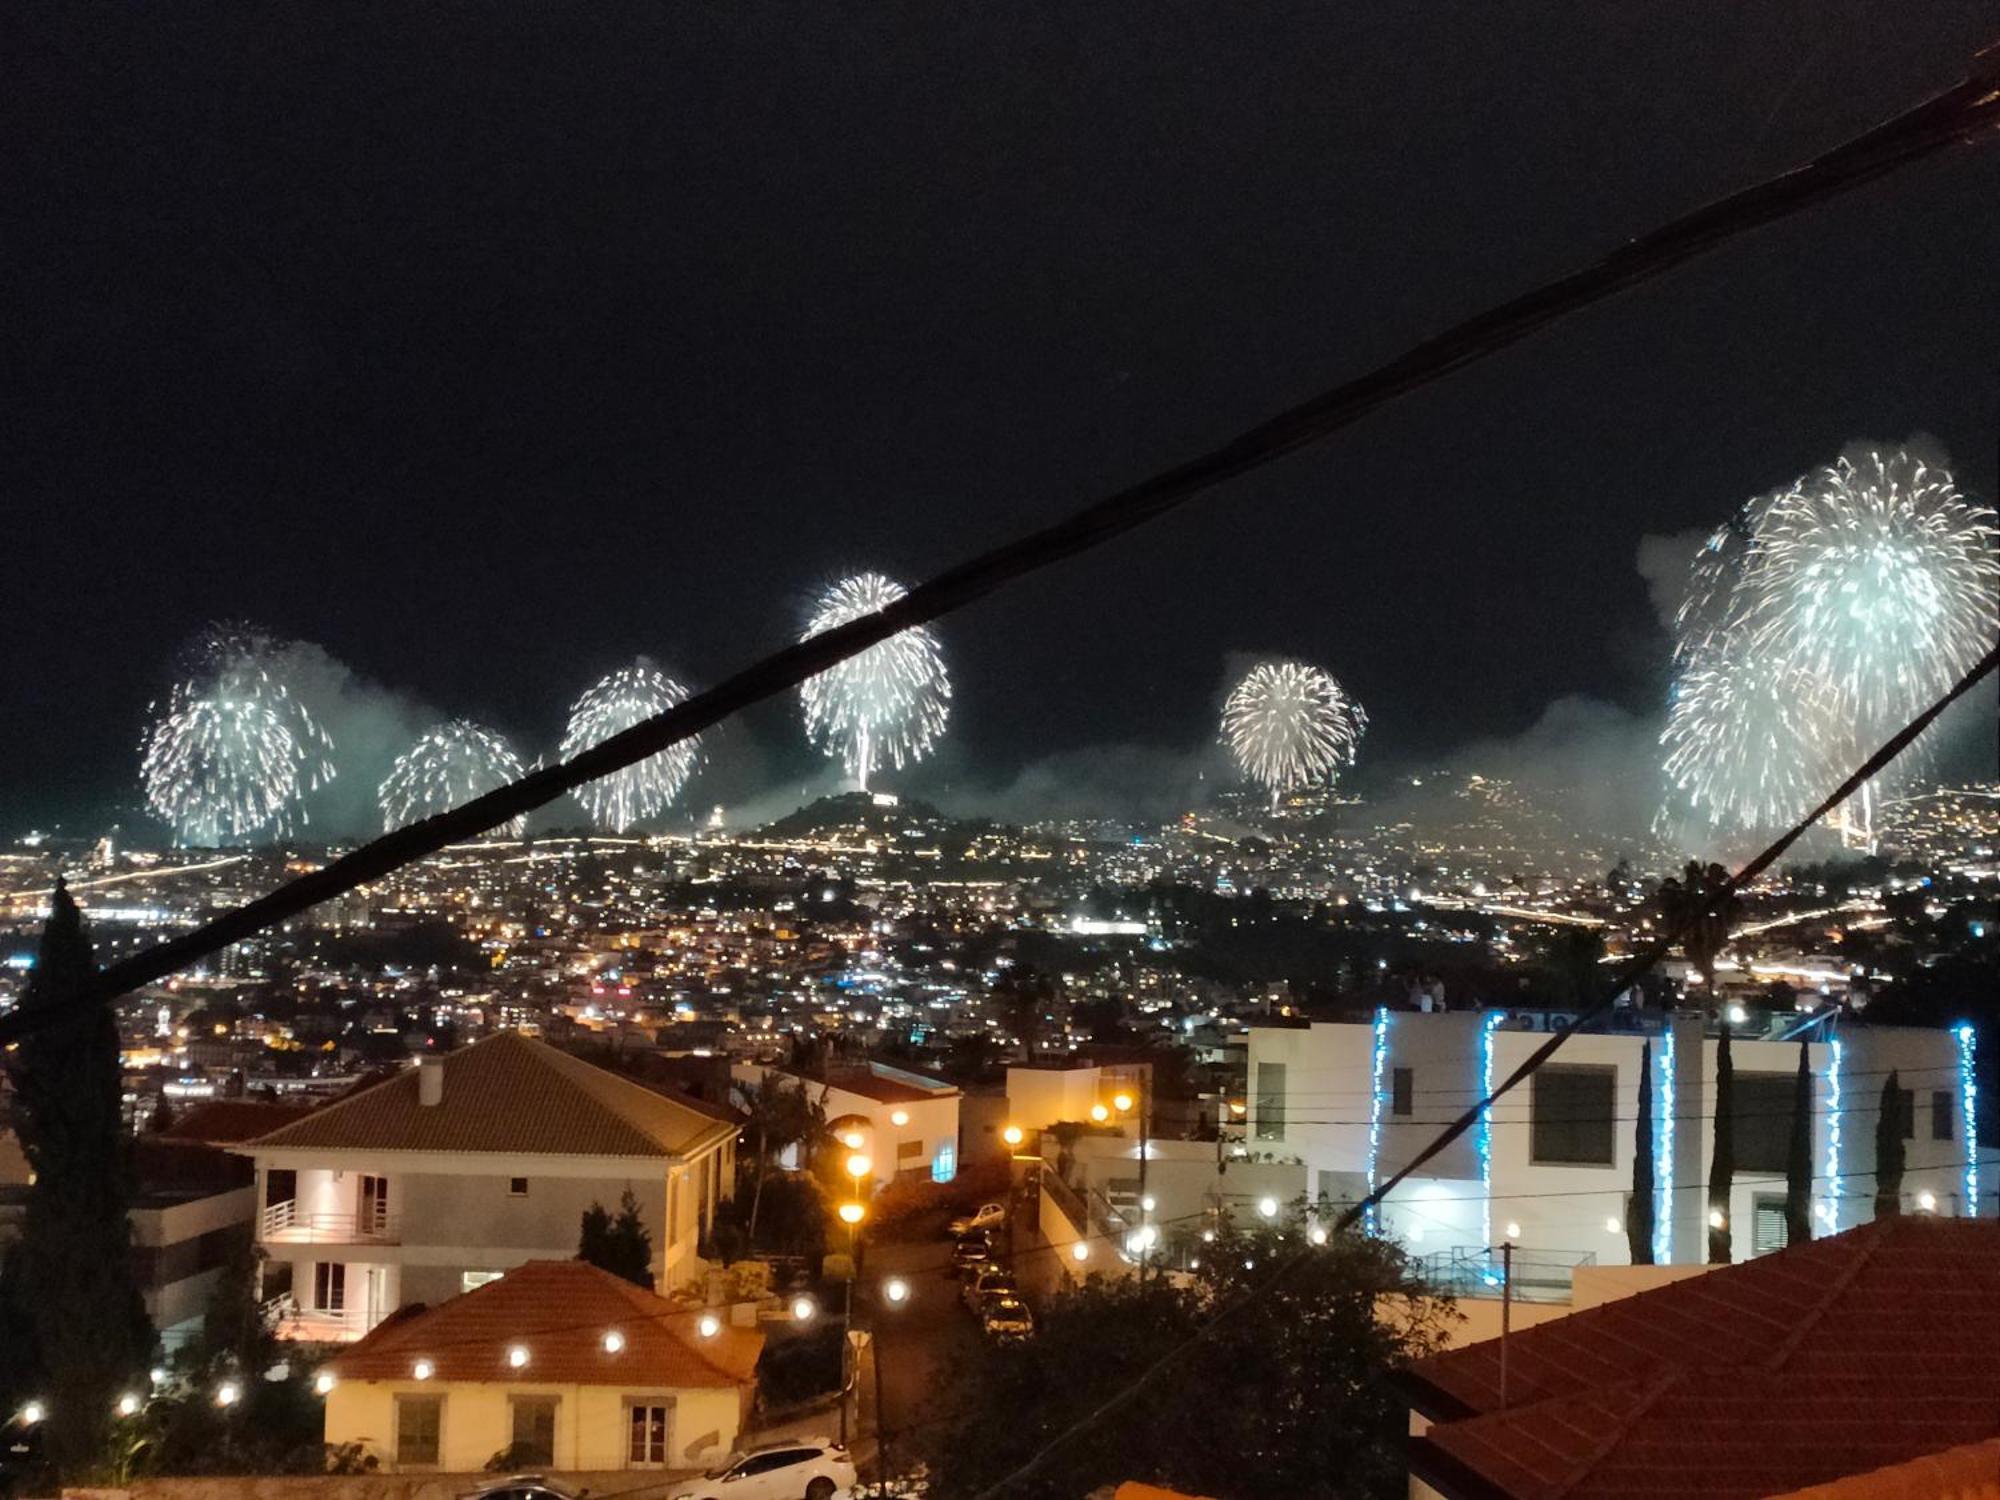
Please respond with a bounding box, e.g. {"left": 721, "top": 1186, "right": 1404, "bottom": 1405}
{"left": 418, "top": 1055, "right": 445, "bottom": 1107}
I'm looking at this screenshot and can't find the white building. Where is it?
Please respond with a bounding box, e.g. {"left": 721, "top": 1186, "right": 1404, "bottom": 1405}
{"left": 243, "top": 1032, "right": 738, "bottom": 1340}
{"left": 731, "top": 1061, "right": 960, "bottom": 1187}
{"left": 1247, "top": 1011, "right": 1984, "bottom": 1269}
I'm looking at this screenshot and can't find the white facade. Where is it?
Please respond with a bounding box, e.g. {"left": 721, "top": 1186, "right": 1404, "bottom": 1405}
{"left": 1247, "top": 1012, "right": 1984, "bottom": 1267}
{"left": 732, "top": 1062, "right": 960, "bottom": 1187}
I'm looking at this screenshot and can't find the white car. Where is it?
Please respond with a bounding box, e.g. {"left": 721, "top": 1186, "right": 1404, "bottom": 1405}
{"left": 948, "top": 1201, "right": 1006, "bottom": 1237}
{"left": 671, "top": 1437, "right": 855, "bottom": 1500}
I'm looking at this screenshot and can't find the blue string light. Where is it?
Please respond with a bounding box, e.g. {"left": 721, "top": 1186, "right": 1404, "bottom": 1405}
{"left": 1653, "top": 1024, "right": 1675, "bottom": 1264}
{"left": 1958, "top": 1024, "right": 1978, "bottom": 1215}
{"left": 1821, "top": 1037, "right": 1843, "bottom": 1232}
{"left": 1478, "top": 1010, "right": 1503, "bottom": 1252}
{"left": 1366, "top": 1006, "right": 1390, "bottom": 1235}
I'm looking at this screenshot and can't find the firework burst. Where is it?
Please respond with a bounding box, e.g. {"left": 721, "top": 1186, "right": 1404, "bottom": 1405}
{"left": 561, "top": 663, "right": 700, "bottom": 832}
{"left": 379, "top": 719, "right": 527, "bottom": 835}
{"left": 1222, "top": 661, "right": 1367, "bottom": 809}
{"left": 139, "top": 624, "right": 336, "bottom": 845}
{"left": 1662, "top": 450, "right": 1998, "bottom": 842}
{"left": 799, "top": 572, "right": 950, "bottom": 790}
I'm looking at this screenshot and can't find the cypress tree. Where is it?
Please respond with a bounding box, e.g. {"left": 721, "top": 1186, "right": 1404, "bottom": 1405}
{"left": 1708, "top": 1025, "right": 1734, "bottom": 1263}
{"left": 1627, "top": 1040, "right": 1655, "bottom": 1264}
{"left": 1784, "top": 1041, "right": 1814, "bottom": 1248}
{"left": 0, "top": 880, "right": 155, "bottom": 1477}
{"left": 1875, "top": 1071, "right": 1906, "bottom": 1219}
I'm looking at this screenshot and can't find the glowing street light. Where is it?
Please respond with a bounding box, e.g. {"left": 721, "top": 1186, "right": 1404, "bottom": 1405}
{"left": 882, "top": 1277, "right": 910, "bottom": 1305}
{"left": 215, "top": 1381, "right": 241, "bottom": 1408}
{"left": 1257, "top": 1195, "right": 1279, "bottom": 1219}
{"left": 890, "top": 1110, "right": 910, "bottom": 1127}
{"left": 314, "top": 1372, "right": 337, "bottom": 1396}
{"left": 1918, "top": 1190, "right": 1938, "bottom": 1212}
{"left": 1505, "top": 1221, "right": 1522, "bottom": 1240}
{"left": 1708, "top": 1209, "right": 1726, "bottom": 1230}
{"left": 1308, "top": 1225, "right": 1328, "bottom": 1246}
{"left": 19, "top": 1402, "right": 45, "bottom": 1426}
{"left": 1140, "top": 1195, "right": 1156, "bottom": 1213}
{"left": 792, "top": 1296, "right": 817, "bottom": 1323}
{"left": 845, "top": 1152, "right": 872, "bottom": 1182}
{"left": 412, "top": 1359, "right": 435, "bottom": 1381}
{"left": 841, "top": 1130, "right": 865, "bottom": 1151}
{"left": 1071, "top": 1240, "right": 1090, "bottom": 1262}
{"left": 115, "top": 1392, "right": 142, "bottom": 1417}
{"left": 602, "top": 1330, "right": 626, "bottom": 1353}
{"left": 1089, "top": 1104, "right": 1110, "bottom": 1123}
{"left": 697, "top": 1313, "right": 721, "bottom": 1338}
{"left": 1112, "top": 1092, "right": 1134, "bottom": 1114}
{"left": 1002, "top": 1124, "right": 1024, "bottom": 1148}
{"left": 506, "top": 1344, "right": 530, "bottom": 1369}
{"left": 839, "top": 1201, "right": 866, "bottom": 1226}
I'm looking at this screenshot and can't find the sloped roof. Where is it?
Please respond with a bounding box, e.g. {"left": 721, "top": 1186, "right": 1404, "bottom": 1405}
{"left": 326, "top": 1259, "right": 762, "bottom": 1388}
{"left": 1769, "top": 1435, "right": 2000, "bottom": 1498}
{"left": 246, "top": 1032, "right": 736, "bottom": 1158}
{"left": 1409, "top": 1219, "right": 2000, "bottom": 1500}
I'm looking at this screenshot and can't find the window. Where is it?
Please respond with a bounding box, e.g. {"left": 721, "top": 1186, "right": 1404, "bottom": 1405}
{"left": 1530, "top": 1066, "right": 1616, "bottom": 1165}
{"left": 1254, "top": 1062, "right": 1287, "bottom": 1141}
{"left": 313, "top": 1261, "right": 345, "bottom": 1312}
{"left": 931, "top": 1143, "right": 956, "bottom": 1183}
{"left": 360, "top": 1174, "right": 390, "bottom": 1235}
{"left": 264, "top": 1167, "right": 297, "bottom": 1208}
{"left": 395, "top": 1394, "right": 442, "bottom": 1467}
{"left": 896, "top": 1139, "right": 923, "bottom": 1161}
{"left": 1392, "top": 1067, "right": 1414, "bottom": 1117}
{"left": 509, "top": 1396, "right": 558, "bottom": 1467}
{"left": 1933, "top": 1090, "right": 1955, "bottom": 1141}
{"left": 1732, "top": 1072, "right": 1796, "bottom": 1174}
{"left": 1752, "top": 1194, "right": 1788, "bottom": 1256}
{"left": 736, "top": 1450, "right": 811, "bottom": 1478}
{"left": 626, "top": 1400, "right": 675, "bottom": 1466}
{"left": 461, "top": 1270, "right": 504, "bottom": 1294}
{"left": 508, "top": 1177, "right": 529, "bottom": 1196}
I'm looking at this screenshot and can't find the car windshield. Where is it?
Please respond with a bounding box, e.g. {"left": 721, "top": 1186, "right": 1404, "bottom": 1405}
{"left": 702, "top": 1456, "right": 744, "bottom": 1479}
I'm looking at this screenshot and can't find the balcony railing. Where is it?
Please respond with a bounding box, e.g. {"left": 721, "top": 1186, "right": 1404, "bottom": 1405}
{"left": 260, "top": 1200, "right": 399, "bottom": 1244}
{"left": 266, "top": 1297, "right": 382, "bottom": 1343}
{"left": 1417, "top": 1245, "right": 1595, "bottom": 1304}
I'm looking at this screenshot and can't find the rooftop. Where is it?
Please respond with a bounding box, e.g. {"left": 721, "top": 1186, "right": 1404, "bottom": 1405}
{"left": 245, "top": 1032, "right": 737, "bottom": 1159}
{"left": 1407, "top": 1218, "right": 2000, "bottom": 1499}
{"left": 326, "top": 1259, "right": 762, "bottom": 1388}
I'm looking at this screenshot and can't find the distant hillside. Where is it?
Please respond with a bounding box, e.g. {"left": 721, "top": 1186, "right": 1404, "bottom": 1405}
{"left": 760, "top": 791, "right": 966, "bottom": 839}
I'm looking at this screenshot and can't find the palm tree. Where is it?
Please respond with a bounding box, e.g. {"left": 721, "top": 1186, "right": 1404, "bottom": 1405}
{"left": 1658, "top": 860, "right": 1742, "bottom": 1010}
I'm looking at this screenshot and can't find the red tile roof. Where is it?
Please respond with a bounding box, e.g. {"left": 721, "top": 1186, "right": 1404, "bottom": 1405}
{"left": 326, "top": 1260, "right": 763, "bottom": 1388}
{"left": 1409, "top": 1219, "right": 2000, "bottom": 1500}
{"left": 161, "top": 1099, "right": 314, "bottom": 1144}
{"left": 245, "top": 1032, "right": 737, "bottom": 1159}
{"left": 1769, "top": 1435, "right": 2000, "bottom": 1498}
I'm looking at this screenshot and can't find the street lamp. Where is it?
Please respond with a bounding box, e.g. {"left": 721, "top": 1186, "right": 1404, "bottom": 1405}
{"left": 871, "top": 1275, "right": 912, "bottom": 1490}
{"left": 845, "top": 1152, "right": 872, "bottom": 1183}
{"left": 1089, "top": 1103, "right": 1110, "bottom": 1123}
{"left": 841, "top": 1130, "right": 866, "bottom": 1151}
{"left": 1002, "top": 1124, "right": 1024, "bottom": 1148}
{"left": 838, "top": 1162, "right": 871, "bottom": 1449}
{"left": 839, "top": 1201, "right": 866, "bottom": 1226}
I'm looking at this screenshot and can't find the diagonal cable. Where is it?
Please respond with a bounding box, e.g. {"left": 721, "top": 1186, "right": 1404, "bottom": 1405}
{"left": 4, "top": 42, "right": 1994, "bottom": 1031}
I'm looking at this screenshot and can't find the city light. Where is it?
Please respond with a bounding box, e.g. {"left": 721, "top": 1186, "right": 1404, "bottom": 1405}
{"left": 1112, "top": 1091, "right": 1134, "bottom": 1113}
{"left": 839, "top": 1201, "right": 866, "bottom": 1225}
{"left": 845, "top": 1152, "right": 872, "bottom": 1181}
{"left": 412, "top": 1360, "right": 435, "bottom": 1381}
{"left": 1089, "top": 1103, "right": 1110, "bottom": 1122}
{"left": 1257, "top": 1196, "right": 1279, "bottom": 1219}
{"left": 1655, "top": 1023, "right": 1677, "bottom": 1264}
{"left": 1823, "top": 1037, "right": 1844, "bottom": 1234}
{"left": 314, "top": 1372, "right": 337, "bottom": 1395}
{"left": 1366, "top": 1006, "right": 1391, "bottom": 1234}
{"left": 1478, "top": 1008, "right": 1505, "bottom": 1255}
{"left": 890, "top": 1109, "right": 910, "bottom": 1127}
{"left": 882, "top": 1277, "right": 910, "bottom": 1305}
{"left": 841, "top": 1130, "right": 865, "bottom": 1150}
{"left": 602, "top": 1330, "right": 626, "bottom": 1353}
{"left": 792, "top": 1296, "right": 817, "bottom": 1322}
{"left": 697, "top": 1313, "right": 722, "bottom": 1338}
{"left": 1071, "top": 1241, "right": 1090, "bottom": 1262}
{"left": 1918, "top": 1190, "right": 1938, "bottom": 1213}
{"left": 506, "top": 1344, "right": 530, "bottom": 1369}
{"left": 1709, "top": 1209, "right": 1726, "bottom": 1229}
{"left": 1958, "top": 1023, "right": 1979, "bottom": 1213}
{"left": 1140, "top": 1195, "right": 1156, "bottom": 1213}
{"left": 1308, "top": 1225, "right": 1328, "bottom": 1246}
{"left": 19, "top": 1402, "right": 45, "bottom": 1426}
{"left": 116, "top": 1393, "right": 141, "bottom": 1417}
{"left": 215, "top": 1381, "right": 241, "bottom": 1407}
{"left": 1002, "top": 1124, "right": 1024, "bottom": 1147}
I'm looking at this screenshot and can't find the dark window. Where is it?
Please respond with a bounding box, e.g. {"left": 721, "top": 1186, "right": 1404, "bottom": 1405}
{"left": 1392, "top": 1068, "right": 1414, "bottom": 1117}
{"left": 1254, "top": 1062, "right": 1286, "bottom": 1141}
{"left": 897, "top": 1139, "right": 923, "bottom": 1161}
{"left": 1530, "top": 1066, "right": 1616, "bottom": 1166}
{"left": 264, "top": 1168, "right": 297, "bottom": 1208}
{"left": 313, "top": 1261, "right": 345, "bottom": 1312}
{"left": 508, "top": 1177, "right": 529, "bottom": 1196}
{"left": 395, "top": 1395, "right": 442, "bottom": 1466}
{"left": 1933, "top": 1091, "right": 1955, "bottom": 1141}
{"left": 509, "top": 1396, "right": 557, "bottom": 1467}
{"left": 1732, "top": 1072, "right": 1796, "bottom": 1174}
{"left": 626, "top": 1401, "right": 673, "bottom": 1466}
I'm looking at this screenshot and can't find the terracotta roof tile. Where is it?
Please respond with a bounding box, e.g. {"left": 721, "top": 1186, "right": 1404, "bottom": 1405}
{"left": 246, "top": 1032, "right": 736, "bottom": 1158}
{"left": 1411, "top": 1219, "right": 2000, "bottom": 1500}
{"left": 326, "top": 1260, "right": 762, "bottom": 1388}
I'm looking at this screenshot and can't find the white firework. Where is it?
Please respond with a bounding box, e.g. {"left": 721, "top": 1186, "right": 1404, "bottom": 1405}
{"left": 379, "top": 719, "right": 528, "bottom": 835}
{"left": 1661, "top": 450, "right": 1998, "bottom": 843}
{"left": 1222, "top": 661, "right": 1367, "bottom": 809}
{"left": 139, "top": 625, "right": 336, "bottom": 846}
{"left": 799, "top": 572, "right": 950, "bottom": 790}
{"left": 561, "top": 664, "right": 700, "bottom": 832}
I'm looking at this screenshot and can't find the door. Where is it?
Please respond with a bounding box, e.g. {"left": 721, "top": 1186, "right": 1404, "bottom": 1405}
{"left": 359, "top": 1174, "right": 389, "bottom": 1236}
{"left": 363, "top": 1266, "right": 389, "bottom": 1331}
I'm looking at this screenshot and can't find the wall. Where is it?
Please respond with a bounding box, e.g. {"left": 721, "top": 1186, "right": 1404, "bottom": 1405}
{"left": 1005, "top": 1067, "right": 1103, "bottom": 1133}
{"left": 324, "top": 1379, "right": 743, "bottom": 1473}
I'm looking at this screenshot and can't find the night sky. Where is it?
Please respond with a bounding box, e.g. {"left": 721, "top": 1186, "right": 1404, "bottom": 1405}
{"left": 6, "top": 2, "right": 1997, "bottom": 835}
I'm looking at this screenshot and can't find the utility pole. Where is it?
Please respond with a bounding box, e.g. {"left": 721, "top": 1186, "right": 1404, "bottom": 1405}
{"left": 1499, "top": 1240, "right": 1514, "bottom": 1412}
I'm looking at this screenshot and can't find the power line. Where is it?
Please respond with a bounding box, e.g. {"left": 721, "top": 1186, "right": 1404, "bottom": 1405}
{"left": 0, "top": 42, "right": 1989, "bottom": 1037}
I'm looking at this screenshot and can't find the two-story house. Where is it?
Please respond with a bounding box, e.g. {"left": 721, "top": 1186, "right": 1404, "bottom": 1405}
{"left": 242, "top": 1032, "right": 738, "bottom": 1340}
{"left": 731, "top": 1060, "right": 960, "bottom": 1188}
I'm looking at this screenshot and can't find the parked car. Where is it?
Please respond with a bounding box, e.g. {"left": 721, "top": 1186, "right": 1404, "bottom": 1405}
{"left": 670, "top": 1437, "right": 855, "bottom": 1500}
{"left": 950, "top": 1233, "right": 994, "bottom": 1276}
{"left": 981, "top": 1297, "right": 1034, "bottom": 1342}
{"left": 948, "top": 1201, "right": 1007, "bottom": 1237}
{"left": 962, "top": 1266, "right": 1018, "bottom": 1313}
{"left": 463, "top": 1479, "right": 579, "bottom": 1500}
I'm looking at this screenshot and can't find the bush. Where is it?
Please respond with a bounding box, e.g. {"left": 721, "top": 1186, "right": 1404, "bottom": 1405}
{"left": 756, "top": 1327, "right": 844, "bottom": 1407}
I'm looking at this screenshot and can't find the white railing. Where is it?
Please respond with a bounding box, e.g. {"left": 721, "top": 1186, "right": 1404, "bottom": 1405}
{"left": 260, "top": 1201, "right": 399, "bottom": 1244}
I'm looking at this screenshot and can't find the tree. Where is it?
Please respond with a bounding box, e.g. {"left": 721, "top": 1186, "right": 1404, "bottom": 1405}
{"left": 1875, "top": 1070, "right": 1906, "bottom": 1219}
{"left": 147, "top": 1095, "right": 177, "bottom": 1134}
{"left": 0, "top": 881, "right": 155, "bottom": 1478}
{"left": 1627, "top": 1041, "right": 1655, "bottom": 1265}
{"left": 1658, "top": 860, "right": 1741, "bottom": 1009}
{"left": 919, "top": 1226, "right": 1454, "bottom": 1500}
{"left": 578, "top": 1190, "right": 654, "bottom": 1288}
{"left": 1708, "top": 1025, "right": 1734, "bottom": 1264}
{"left": 733, "top": 1075, "right": 830, "bottom": 1243}
{"left": 1783, "top": 1042, "right": 1814, "bottom": 1249}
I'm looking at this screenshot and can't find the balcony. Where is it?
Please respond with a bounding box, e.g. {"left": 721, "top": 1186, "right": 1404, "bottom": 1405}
{"left": 1418, "top": 1245, "right": 1595, "bottom": 1304}
{"left": 266, "top": 1297, "right": 383, "bottom": 1343}
{"left": 260, "top": 1199, "right": 399, "bottom": 1245}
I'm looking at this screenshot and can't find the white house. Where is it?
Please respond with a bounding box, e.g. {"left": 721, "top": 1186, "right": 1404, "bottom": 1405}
{"left": 732, "top": 1061, "right": 960, "bottom": 1188}
{"left": 1246, "top": 1010, "right": 1984, "bottom": 1268}
{"left": 242, "top": 1032, "right": 739, "bottom": 1339}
